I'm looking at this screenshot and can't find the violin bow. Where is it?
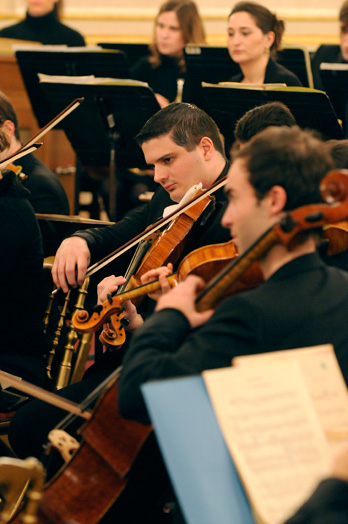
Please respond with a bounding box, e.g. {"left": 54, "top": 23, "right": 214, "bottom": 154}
{"left": 0, "top": 97, "right": 84, "bottom": 171}
{"left": 86, "top": 176, "right": 228, "bottom": 278}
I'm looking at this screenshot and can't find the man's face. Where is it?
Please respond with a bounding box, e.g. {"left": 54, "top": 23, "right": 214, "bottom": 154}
{"left": 141, "top": 133, "right": 208, "bottom": 203}
{"left": 221, "top": 158, "right": 273, "bottom": 254}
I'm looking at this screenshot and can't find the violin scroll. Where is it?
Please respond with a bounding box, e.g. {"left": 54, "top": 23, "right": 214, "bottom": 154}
{"left": 320, "top": 169, "right": 348, "bottom": 205}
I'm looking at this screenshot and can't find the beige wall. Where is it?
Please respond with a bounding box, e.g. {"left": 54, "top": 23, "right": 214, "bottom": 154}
{"left": 0, "top": 0, "right": 343, "bottom": 49}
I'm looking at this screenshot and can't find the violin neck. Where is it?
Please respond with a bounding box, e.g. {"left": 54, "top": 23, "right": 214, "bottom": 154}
{"left": 196, "top": 228, "right": 277, "bottom": 311}
{"left": 118, "top": 273, "right": 179, "bottom": 304}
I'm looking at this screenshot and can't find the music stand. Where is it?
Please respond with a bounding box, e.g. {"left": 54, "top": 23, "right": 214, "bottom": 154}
{"left": 15, "top": 47, "right": 130, "bottom": 128}
{"left": 39, "top": 78, "right": 160, "bottom": 220}
{"left": 200, "top": 84, "right": 345, "bottom": 156}
{"left": 183, "top": 45, "right": 313, "bottom": 106}
{"left": 98, "top": 43, "right": 150, "bottom": 68}
{"left": 277, "top": 46, "right": 313, "bottom": 88}
{"left": 319, "top": 63, "right": 348, "bottom": 132}
{"left": 183, "top": 45, "right": 240, "bottom": 106}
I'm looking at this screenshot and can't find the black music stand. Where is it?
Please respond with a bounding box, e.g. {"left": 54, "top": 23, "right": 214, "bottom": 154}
{"left": 277, "top": 47, "right": 313, "bottom": 88}
{"left": 39, "top": 78, "right": 160, "bottom": 220}
{"left": 98, "top": 42, "right": 150, "bottom": 68}
{"left": 319, "top": 63, "right": 348, "bottom": 133}
{"left": 15, "top": 47, "right": 130, "bottom": 128}
{"left": 200, "top": 84, "right": 345, "bottom": 156}
{"left": 183, "top": 45, "right": 240, "bottom": 106}
{"left": 183, "top": 45, "right": 313, "bottom": 106}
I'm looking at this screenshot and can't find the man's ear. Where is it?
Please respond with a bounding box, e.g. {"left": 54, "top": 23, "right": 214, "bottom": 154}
{"left": 266, "top": 185, "right": 287, "bottom": 215}
{"left": 1, "top": 120, "right": 15, "bottom": 138}
{"left": 199, "top": 137, "right": 214, "bottom": 160}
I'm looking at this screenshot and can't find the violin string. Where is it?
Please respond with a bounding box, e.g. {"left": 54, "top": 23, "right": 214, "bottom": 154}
{"left": 86, "top": 177, "right": 227, "bottom": 278}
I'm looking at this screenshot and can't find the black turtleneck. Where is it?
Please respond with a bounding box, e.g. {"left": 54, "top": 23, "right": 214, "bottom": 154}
{"left": 0, "top": 10, "right": 85, "bottom": 46}
{"left": 131, "top": 54, "right": 183, "bottom": 103}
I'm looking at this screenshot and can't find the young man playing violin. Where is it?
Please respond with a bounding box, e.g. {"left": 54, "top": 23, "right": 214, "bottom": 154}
{"left": 52, "top": 102, "right": 229, "bottom": 294}
{"left": 117, "top": 125, "right": 348, "bottom": 424}
{"left": 8, "top": 104, "right": 230, "bottom": 448}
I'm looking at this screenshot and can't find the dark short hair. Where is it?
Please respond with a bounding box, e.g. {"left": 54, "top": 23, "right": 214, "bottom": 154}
{"left": 135, "top": 102, "right": 226, "bottom": 157}
{"left": 233, "top": 126, "right": 334, "bottom": 210}
{"left": 229, "top": 1, "right": 284, "bottom": 54}
{"left": 234, "top": 102, "right": 297, "bottom": 144}
{"left": 0, "top": 91, "right": 20, "bottom": 140}
{"left": 326, "top": 139, "right": 348, "bottom": 169}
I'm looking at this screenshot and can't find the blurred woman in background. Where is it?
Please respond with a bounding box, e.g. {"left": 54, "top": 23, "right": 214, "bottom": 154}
{"left": 131, "top": 0, "right": 206, "bottom": 107}
{"left": 227, "top": 1, "right": 301, "bottom": 86}
{"left": 0, "top": 0, "right": 85, "bottom": 46}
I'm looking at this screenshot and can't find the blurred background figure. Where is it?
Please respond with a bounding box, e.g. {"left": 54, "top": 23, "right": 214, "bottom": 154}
{"left": 227, "top": 1, "right": 302, "bottom": 86}
{"left": 0, "top": 129, "right": 48, "bottom": 388}
{"left": 311, "top": 0, "right": 348, "bottom": 91}
{"left": 0, "top": 0, "right": 85, "bottom": 46}
{"left": 233, "top": 101, "right": 297, "bottom": 146}
{"left": 131, "top": 0, "right": 206, "bottom": 107}
{"left": 0, "top": 90, "right": 70, "bottom": 216}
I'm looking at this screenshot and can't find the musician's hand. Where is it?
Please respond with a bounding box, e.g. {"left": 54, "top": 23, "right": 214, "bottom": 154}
{"left": 97, "top": 275, "right": 126, "bottom": 305}
{"left": 141, "top": 263, "right": 173, "bottom": 301}
{"left": 52, "top": 237, "right": 91, "bottom": 293}
{"left": 155, "top": 275, "right": 214, "bottom": 329}
{"left": 155, "top": 93, "right": 170, "bottom": 108}
{"left": 331, "top": 443, "right": 348, "bottom": 481}
{"left": 122, "top": 300, "right": 144, "bottom": 332}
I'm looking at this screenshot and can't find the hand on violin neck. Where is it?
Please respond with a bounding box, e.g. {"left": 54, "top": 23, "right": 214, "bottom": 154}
{"left": 140, "top": 263, "right": 173, "bottom": 301}
{"left": 52, "top": 237, "right": 90, "bottom": 293}
{"left": 155, "top": 275, "right": 214, "bottom": 329}
{"left": 97, "top": 275, "right": 126, "bottom": 305}
{"left": 122, "top": 300, "right": 144, "bottom": 332}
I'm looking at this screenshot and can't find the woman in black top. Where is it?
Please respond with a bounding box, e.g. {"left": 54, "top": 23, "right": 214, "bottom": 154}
{"left": 131, "top": 0, "right": 206, "bottom": 107}
{"left": 0, "top": 0, "right": 85, "bottom": 46}
{"left": 227, "top": 1, "right": 301, "bottom": 86}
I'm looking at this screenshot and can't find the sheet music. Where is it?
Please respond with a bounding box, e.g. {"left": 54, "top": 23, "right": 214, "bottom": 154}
{"left": 233, "top": 345, "right": 348, "bottom": 449}
{"left": 203, "top": 360, "right": 331, "bottom": 524}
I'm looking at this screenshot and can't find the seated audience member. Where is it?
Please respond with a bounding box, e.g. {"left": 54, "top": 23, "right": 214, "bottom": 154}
{"left": 0, "top": 130, "right": 48, "bottom": 387}
{"left": 234, "top": 101, "right": 297, "bottom": 146}
{"left": 0, "top": 0, "right": 85, "bottom": 46}
{"left": 311, "top": 0, "right": 348, "bottom": 91}
{"left": 131, "top": 0, "right": 206, "bottom": 107}
{"left": 0, "top": 90, "right": 70, "bottom": 215}
{"left": 227, "top": 1, "right": 302, "bottom": 86}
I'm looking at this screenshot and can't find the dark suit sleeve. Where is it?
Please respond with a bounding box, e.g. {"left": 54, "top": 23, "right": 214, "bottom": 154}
{"left": 118, "top": 296, "right": 259, "bottom": 424}
{"left": 283, "top": 478, "right": 348, "bottom": 524}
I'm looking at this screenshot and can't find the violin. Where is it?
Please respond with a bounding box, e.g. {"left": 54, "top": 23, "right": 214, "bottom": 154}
{"left": 72, "top": 169, "right": 348, "bottom": 333}
{"left": 99, "top": 186, "right": 215, "bottom": 348}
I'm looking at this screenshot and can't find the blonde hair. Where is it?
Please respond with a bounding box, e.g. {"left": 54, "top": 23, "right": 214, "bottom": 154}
{"left": 149, "top": 0, "right": 206, "bottom": 72}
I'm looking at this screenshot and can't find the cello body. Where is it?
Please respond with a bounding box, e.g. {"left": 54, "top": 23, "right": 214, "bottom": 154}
{"left": 11, "top": 378, "right": 152, "bottom": 524}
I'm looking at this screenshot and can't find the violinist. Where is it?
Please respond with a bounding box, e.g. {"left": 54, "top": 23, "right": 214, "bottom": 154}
{"left": 0, "top": 129, "right": 48, "bottom": 388}
{"left": 8, "top": 104, "right": 230, "bottom": 456}
{"left": 0, "top": 91, "right": 70, "bottom": 215}
{"left": 117, "top": 126, "right": 348, "bottom": 425}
